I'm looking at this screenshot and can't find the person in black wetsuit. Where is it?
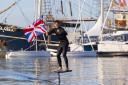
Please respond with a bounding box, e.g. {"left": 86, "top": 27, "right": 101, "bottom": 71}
{"left": 46, "top": 20, "right": 69, "bottom": 71}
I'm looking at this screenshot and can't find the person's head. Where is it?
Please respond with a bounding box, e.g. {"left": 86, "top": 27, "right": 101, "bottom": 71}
{"left": 53, "top": 20, "right": 62, "bottom": 29}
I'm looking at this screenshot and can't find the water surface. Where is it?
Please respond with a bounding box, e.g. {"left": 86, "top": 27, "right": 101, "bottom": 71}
{"left": 0, "top": 56, "right": 128, "bottom": 85}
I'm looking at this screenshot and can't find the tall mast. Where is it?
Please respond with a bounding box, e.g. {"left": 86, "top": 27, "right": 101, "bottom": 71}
{"left": 101, "top": 0, "right": 104, "bottom": 23}
{"left": 35, "top": 0, "right": 42, "bottom": 51}
{"left": 69, "top": 0, "right": 72, "bottom": 16}
{"left": 100, "top": 0, "right": 113, "bottom": 41}
{"left": 35, "top": 0, "right": 42, "bottom": 19}
{"left": 100, "top": 0, "right": 104, "bottom": 41}
{"left": 61, "top": 0, "right": 64, "bottom": 14}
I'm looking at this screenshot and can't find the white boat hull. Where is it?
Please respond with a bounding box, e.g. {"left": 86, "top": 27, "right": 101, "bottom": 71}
{"left": 47, "top": 43, "right": 97, "bottom": 57}
{"left": 5, "top": 51, "right": 51, "bottom": 59}
{"left": 67, "top": 51, "right": 97, "bottom": 57}
{"left": 98, "top": 42, "right": 128, "bottom": 56}
{"left": 48, "top": 50, "right": 97, "bottom": 57}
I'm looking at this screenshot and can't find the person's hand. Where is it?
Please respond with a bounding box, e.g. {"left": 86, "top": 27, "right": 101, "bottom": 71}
{"left": 45, "top": 32, "right": 48, "bottom": 36}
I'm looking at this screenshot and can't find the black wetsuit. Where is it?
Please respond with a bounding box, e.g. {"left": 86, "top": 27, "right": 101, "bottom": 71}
{"left": 48, "top": 27, "right": 69, "bottom": 69}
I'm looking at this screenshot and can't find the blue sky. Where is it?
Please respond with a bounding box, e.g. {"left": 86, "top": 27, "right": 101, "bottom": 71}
{"left": 0, "top": 0, "right": 35, "bottom": 27}
{"left": 0, "top": 0, "right": 100, "bottom": 29}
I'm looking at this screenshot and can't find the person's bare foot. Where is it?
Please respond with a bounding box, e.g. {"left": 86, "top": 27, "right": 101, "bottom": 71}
{"left": 54, "top": 67, "right": 62, "bottom": 72}
{"left": 65, "top": 68, "right": 69, "bottom": 71}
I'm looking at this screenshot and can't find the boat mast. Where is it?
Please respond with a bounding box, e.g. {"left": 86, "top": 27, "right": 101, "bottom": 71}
{"left": 69, "top": 0, "right": 72, "bottom": 16}
{"left": 35, "top": 0, "right": 42, "bottom": 51}
{"left": 101, "top": 0, "right": 104, "bottom": 24}
{"left": 61, "top": 0, "right": 64, "bottom": 14}
{"left": 35, "top": 0, "right": 42, "bottom": 19}
{"left": 100, "top": 0, "right": 104, "bottom": 41}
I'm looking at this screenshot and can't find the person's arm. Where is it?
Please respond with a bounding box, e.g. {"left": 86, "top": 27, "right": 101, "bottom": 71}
{"left": 46, "top": 22, "right": 56, "bottom": 35}
{"left": 61, "top": 27, "right": 67, "bottom": 35}
{"left": 46, "top": 29, "right": 55, "bottom": 36}
{"left": 45, "top": 29, "right": 55, "bottom": 44}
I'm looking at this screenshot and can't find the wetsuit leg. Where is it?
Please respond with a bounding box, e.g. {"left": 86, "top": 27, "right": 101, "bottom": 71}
{"left": 62, "top": 43, "right": 69, "bottom": 69}
{"left": 57, "top": 46, "right": 63, "bottom": 67}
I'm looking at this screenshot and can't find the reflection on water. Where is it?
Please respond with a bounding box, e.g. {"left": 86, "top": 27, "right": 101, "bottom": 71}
{"left": 98, "top": 57, "right": 128, "bottom": 85}
{"left": 0, "top": 56, "right": 128, "bottom": 85}
{"left": 0, "top": 56, "right": 57, "bottom": 85}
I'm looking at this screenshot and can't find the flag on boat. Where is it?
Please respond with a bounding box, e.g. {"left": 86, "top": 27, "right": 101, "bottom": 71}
{"left": 119, "top": 0, "right": 127, "bottom": 7}
{"left": 23, "top": 17, "right": 47, "bottom": 42}
{"left": 33, "top": 17, "right": 47, "bottom": 35}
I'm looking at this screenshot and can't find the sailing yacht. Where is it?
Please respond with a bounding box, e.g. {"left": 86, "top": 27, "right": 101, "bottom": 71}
{"left": 79, "top": 0, "right": 128, "bottom": 56}
{"left": 0, "top": 0, "right": 51, "bottom": 58}
{"left": 97, "top": 0, "right": 128, "bottom": 56}
{"left": 45, "top": 0, "right": 98, "bottom": 57}
{"left": 0, "top": 0, "right": 100, "bottom": 57}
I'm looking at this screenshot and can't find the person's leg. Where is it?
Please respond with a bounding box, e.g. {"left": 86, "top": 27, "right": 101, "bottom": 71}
{"left": 57, "top": 46, "right": 63, "bottom": 69}
{"left": 62, "top": 44, "right": 69, "bottom": 70}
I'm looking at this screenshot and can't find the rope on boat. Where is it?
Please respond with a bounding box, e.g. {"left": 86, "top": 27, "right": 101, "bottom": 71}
{"left": 71, "top": 0, "right": 95, "bottom": 51}
{"left": 24, "top": 42, "right": 36, "bottom": 51}
{"left": 17, "top": 3, "right": 31, "bottom": 23}
{"left": 0, "top": 2, "right": 16, "bottom": 14}
{"left": 100, "top": 0, "right": 113, "bottom": 41}
{"left": 0, "top": 0, "right": 21, "bottom": 14}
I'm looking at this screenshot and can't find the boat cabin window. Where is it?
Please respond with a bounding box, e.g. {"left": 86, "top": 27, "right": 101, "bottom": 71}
{"left": 103, "top": 34, "right": 128, "bottom": 42}
{"left": 124, "top": 34, "right": 128, "bottom": 41}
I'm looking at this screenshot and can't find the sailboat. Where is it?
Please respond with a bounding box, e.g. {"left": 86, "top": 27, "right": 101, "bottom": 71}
{"left": 77, "top": 0, "right": 128, "bottom": 56}
{"left": 0, "top": 0, "right": 101, "bottom": 57}
{"left": 46, "top": 0, "right": 98, "bottom": 57}
{"left": 97, "top": 0, "right": 128, "bottom": 56}
{"left": 0, "top": 0, "right": 51, "bottom": 58}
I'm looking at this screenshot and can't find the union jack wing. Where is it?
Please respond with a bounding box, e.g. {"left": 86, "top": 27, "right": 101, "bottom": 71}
{"left": 23, "top": 17, "right": 47, "bottom": 42}
{"left": 23, "top": 25, "right": 37, "bottom": 42}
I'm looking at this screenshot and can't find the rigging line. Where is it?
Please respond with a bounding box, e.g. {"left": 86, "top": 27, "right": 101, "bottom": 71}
{"left": 1, "top": 5, "right": 16, "bottom": 23}
{"left": 54, "top": 0, "right": 60, "bottom": 18}
{"left": 72, "top": 0, "right": 86, "bottom": 43}
{"left": 0, "top": 2, "right": 16, "bottom": 15}
{"left": 59, "top": 0, "right": 66, "bottom": 17}
{"left": 17, "top": 4, "right": 31, "bottom": 23}
{"left": 81, "top": 18, "right": 95, "bottom": 51}
{"left": 74, "top": 0, "right": 86, "bottom": 32}
{"left": 52, "top": 0, "right": 66, "bottom": 18}
{"left": 71, "top": 1, "right": 98, "bottom": 18}
{"left": 34, "top": 0, "right": 37, "bottom": 21}
{"left": 0, "top": 0, "right": 21, "bottom": 15}
{"left": 24, "top": 42, "right": 36, "bottom": 51}
{"left": 1, "top": 0, "right": 22, "bottom": 23}
{"left": 100, "top": 0, "right": 113, "bottom": 41}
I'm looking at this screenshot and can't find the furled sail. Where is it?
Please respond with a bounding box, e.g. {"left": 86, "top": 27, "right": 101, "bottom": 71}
{"left": 86, "top": 15, "right": 102, "bottom": 36}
